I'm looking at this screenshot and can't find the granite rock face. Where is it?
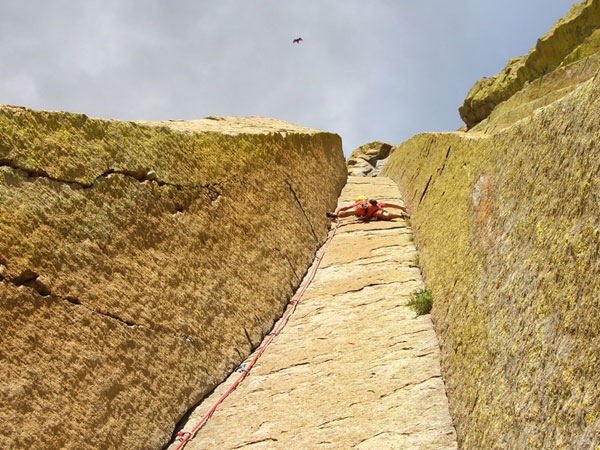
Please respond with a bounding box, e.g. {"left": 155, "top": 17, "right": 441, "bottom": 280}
{"left": 346, "top": 141, "right": 394, "bottom": 177}
{"left": 383, "top": 3, "right": 600, "bottom": 448}
{"left": 0, "top": 107, "right": 346, "bottom": 450}
{"left": 167, "top": 176, "right": 457, "bottom": 450}
{"left": 459, "top": 0, "right": 600, "bottom": 129}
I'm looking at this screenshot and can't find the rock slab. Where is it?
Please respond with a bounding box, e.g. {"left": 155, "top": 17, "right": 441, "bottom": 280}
{"left": 0, "top": 107, "right": 346, "bottom": 450}
{"left": 383, "top": 43, "right": 600, "bottom": 450}
{"left": 170, "top": 176, "right": 457, "bottom": 450}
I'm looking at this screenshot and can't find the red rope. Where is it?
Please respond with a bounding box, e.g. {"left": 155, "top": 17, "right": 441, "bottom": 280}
{"left": 173, "top": 220, "right": 340, "bottom": 449}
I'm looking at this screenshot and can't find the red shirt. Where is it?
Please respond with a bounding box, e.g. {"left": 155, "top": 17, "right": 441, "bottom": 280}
{"left": 354, "top": 200, "right": 383, "bottom": 218}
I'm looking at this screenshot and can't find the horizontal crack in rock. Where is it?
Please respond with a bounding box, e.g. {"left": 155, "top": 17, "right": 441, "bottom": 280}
{"left": 317, "top": 415, "right": 352, "bottom": 429}
{"left": 233, "top": 437, "right": 278, "bottom": 449}
{"left": 357, "top": 430, "right": 411, "bottom": 446}
{"left": 402, "top": 327, "right": 431, "bottom": 335}
{"left": 331, "top": 279, "right": 421, "bottom": 296}
{"left": 3, "top": 272, "right": 198, "bottom": 343}
{"left": 0, "top": 161, "right": 228, "bottom": 195}
{"left": 266, "top": 361, "right": 310, "bottom": 375}
{"left": 336, "top": 226, "right": 410, "bottom": 236}
{"left": 5, "top": 269, "right": 51, "bottom": 297}
{"left": 323, "top": 254, "right": 415, "bottom": 269}
{"left": 379, "top": 375, "right": 442, "bottom": 398}
{"left": 101, "top": 309, "right": 139, "bottom": 327}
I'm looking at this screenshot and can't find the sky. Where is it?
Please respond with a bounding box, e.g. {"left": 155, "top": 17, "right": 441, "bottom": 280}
{"left": 0, "top": 0, "right": 579, "bottom": 156}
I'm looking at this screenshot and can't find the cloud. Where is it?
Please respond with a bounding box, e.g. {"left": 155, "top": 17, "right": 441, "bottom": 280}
{"left": 0, "top": 0, "right": 577, "bottom": 155}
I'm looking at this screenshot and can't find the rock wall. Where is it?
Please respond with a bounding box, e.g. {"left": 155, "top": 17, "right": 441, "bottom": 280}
{"left": 459, "top": 0, "right": 600, "bottom": 129}
{"left": 346, "top": 141, "right": 394, "bottom": 177}
{"left": 0, "top": 107, "right": 346, "bottom": 449}
{"left": 382, "top": 3, "right": 600, "bottom": 448}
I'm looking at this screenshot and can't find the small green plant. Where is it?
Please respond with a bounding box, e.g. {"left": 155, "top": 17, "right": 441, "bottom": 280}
{"left": 411, "top": 255, "right": 420, "bottom": 267}
{"left": 407, "top": 288, "right": 433, "bottom": 316}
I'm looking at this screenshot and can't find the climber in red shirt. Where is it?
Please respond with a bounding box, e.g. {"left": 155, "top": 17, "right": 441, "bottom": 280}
{"left": 326, "top": 196, "right": 409, "bottom": 221}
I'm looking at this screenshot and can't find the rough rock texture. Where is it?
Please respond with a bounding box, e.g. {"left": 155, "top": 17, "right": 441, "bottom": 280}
{"left": 0, "top": 106, "right": 346, "bottom": 450}
{"left": 346, "top": 141, "right": 394, "bottom": 177}
{"left": 167, "top": 176, "right": 457, "bottom": 450}
{"left": 382, "top": 10, "right": 600, "bottom": 449}
{"left": 459, "top": 0, "right": 600, "bottom": 129}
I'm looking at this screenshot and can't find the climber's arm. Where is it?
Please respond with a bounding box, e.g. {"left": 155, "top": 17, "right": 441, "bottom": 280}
{"left": 382, "top": 203, "right": 409, "bottom": 214}
{"left": 336, "top": 202, "right": 358, "bottom": 213}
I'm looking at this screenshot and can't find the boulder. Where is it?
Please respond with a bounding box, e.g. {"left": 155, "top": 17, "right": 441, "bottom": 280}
{"left": 346, "top": 141, "right": 394, "bottom": 177}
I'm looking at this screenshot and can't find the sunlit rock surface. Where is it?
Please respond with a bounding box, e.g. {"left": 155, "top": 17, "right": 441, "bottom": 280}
{"left": 0, "top": 107, "right": 346, "bottom": 450}
{"left": 383, "top": 2, "right": 600, "bottom": 447}
{"left": 167, "top": 176, "right": 457, "bottom": 450}
{"left": 347, "top": 141, "right": 394, "bottom": 177}
{"left": 459, "top": 0, "right": 600, "bottom": 129}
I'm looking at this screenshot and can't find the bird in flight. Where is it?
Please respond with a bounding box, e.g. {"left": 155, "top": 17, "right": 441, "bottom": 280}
{"left": 292, "top": 37, "right": 303, "bottom": 44}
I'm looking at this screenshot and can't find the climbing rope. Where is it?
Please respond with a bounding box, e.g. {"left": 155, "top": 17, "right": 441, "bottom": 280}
{"left": 172, "top": 219, "right": 340, "bottom": 450}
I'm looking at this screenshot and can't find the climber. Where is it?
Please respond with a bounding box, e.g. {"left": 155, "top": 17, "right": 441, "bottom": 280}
{"left": 326, "top": 196, "right": 409, "bottom": 221}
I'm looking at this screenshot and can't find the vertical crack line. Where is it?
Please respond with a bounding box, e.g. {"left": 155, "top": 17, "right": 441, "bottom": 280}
{"left": 278, "top": 250, "right": 301, "bottom": 284}
{"left": 419, "top": 175, "right": 433, "bottom": 206}
{"left": 437, "top": 146, "right": 452, "bottom": 176}
{"left": 242, "top": 326, "right": 253, "bottom": 349}
{"left": 285, "top": 180, "right": 318, "bottom": 244}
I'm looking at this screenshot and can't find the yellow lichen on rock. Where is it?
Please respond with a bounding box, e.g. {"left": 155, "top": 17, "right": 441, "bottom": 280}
{"left": 459, "top": 0, "right": 600, "bottom": 129}
{"left": 383, "top": 40, "right": 600, "bottom": 450}
{"left": 0, "top": 106, "right": 346, "bottom": 450}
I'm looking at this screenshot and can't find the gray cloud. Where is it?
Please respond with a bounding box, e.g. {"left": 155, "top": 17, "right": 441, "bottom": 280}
{"left": 0, "top": 0, "right": 576, "bottom": 155}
